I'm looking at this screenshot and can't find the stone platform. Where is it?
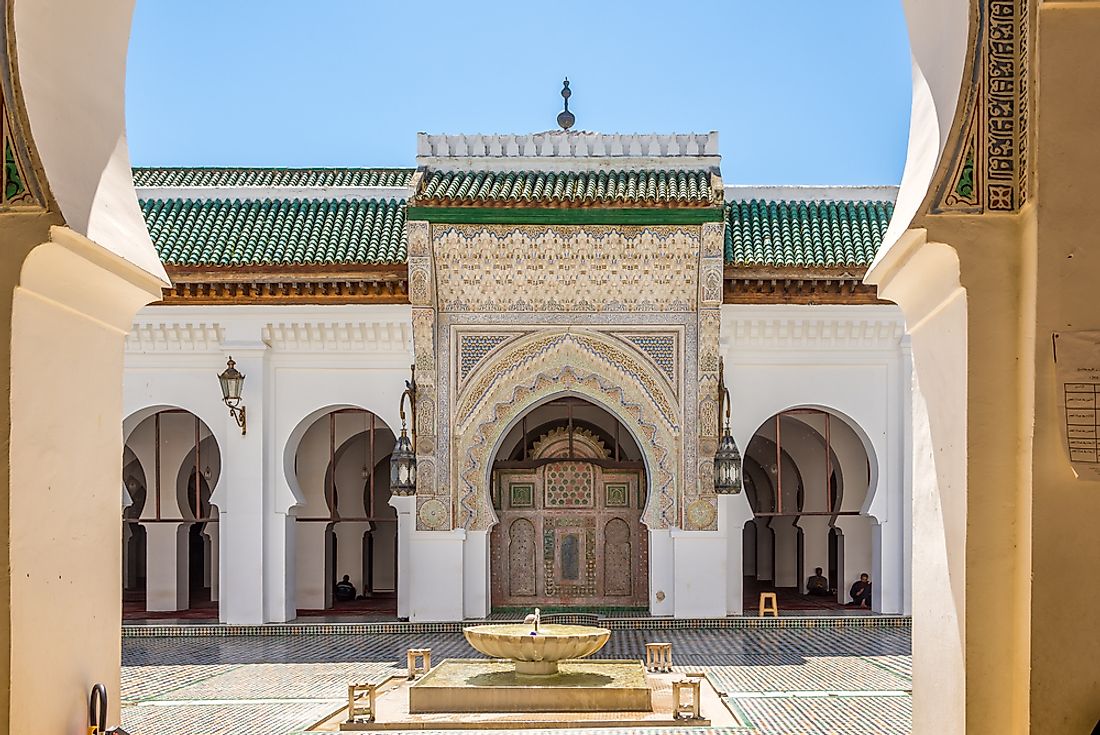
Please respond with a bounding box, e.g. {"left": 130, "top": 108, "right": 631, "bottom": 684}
{"left": 310, "top": 666, "right": 739, "bottom": 731}
{"left": 410, "top": 659, "right": 651, "bottom": 713}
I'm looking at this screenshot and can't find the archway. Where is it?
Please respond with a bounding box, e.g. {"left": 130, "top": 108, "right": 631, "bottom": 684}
{"left": 489, "top": 397, "right": 649, "bottom": 611}
{"left": 121, "top": 408, "right": 221, "bottom": 618}
{"left": 288, "top": 407, "right": 397, "bottom": 617}
{"left": 742, "top": 408, "right": 877, "bottom": 612}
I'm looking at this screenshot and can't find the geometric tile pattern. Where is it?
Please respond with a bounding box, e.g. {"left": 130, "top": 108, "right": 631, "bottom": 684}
{"left": 122, "top": 626, "right": 912, "bottom": 735}
{"left": 622, "top": 334, "right": 677, "bottom": 383}
{"left": 458, "top": 333, "right": 511, "bottom": 380}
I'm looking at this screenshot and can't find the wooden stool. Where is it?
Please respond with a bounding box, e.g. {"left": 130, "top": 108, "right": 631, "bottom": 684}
{"left": 407, "top": 648, "right": 431, "bottom": 679}
{"left": 346, "top": 683, "right": 377, "bottom": 724}
{"left": 758, "top": 592, "right": 779, "bottom": 617}
{"left": 671, "top": 677, "right": 702, "bottom": 720}
{"left": 645, "top": 642, "right": 672, "bottom": 672}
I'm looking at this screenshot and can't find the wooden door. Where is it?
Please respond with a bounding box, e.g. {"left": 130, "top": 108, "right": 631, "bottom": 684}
{"left": 490, "top": 461, "right": 648, "bottom": 608}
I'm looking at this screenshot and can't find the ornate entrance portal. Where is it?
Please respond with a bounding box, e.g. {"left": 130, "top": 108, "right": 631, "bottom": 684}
{"left": 490, "top": 398, "right": 648, "bottom": 609}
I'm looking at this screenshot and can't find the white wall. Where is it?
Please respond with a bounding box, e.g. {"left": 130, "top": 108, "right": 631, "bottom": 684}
{"left": 721, "top": 304, "right": 912, "bottom": 614}
{"left": 125, "top": 304, "right": 413, "bottom": 623}
{"left": 124, "top": 301, "right": 913, "bottom": 621}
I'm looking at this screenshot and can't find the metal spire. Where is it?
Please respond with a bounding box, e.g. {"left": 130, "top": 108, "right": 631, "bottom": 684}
{"left": 556, "top": 78, "right": 575, "bottom": 130}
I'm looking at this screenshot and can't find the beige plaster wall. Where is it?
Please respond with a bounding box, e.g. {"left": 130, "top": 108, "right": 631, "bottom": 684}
{"left": 7, "top": 227, "right": 162, "bottom": 732}
{"left": 1028, "top": 5, "right": 1100, "bottom": 730}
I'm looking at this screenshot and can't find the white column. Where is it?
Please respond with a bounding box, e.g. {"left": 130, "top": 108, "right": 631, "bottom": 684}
{"left": 217, "top": 342, "right": 268, "bottom": 625}
{"left": 335, "top": 521, "right": 370, "bottom": 594}
{"left": 797, "top": 516, "right": 832, "bottom": 594}
{"left": 409, "top": 528, "right": 466, "bottom": 622}
{"left": 390, "top": 495, "right": 414, "bottom": 619}
{"left": 670, "top": 528, "right": 727, "bottom": 618}
{"left": 721, "top": 494, "right": 754, "bottom": 615}
{"left": 771, "top": 517, "right": 799, "bottom": 588}
{"left": 742, "top": 521, "right": 757, "bottom": 577}
{"left": 834, "top": 515, "right": 873, "bottom": 605}
{"left": 295, "top": 521, "right": 331, "bottom": 611}
{"left": 647, "top": 528, "right": 674, "bottom": 616}
{"left": 754, "top": 518, "right": 773, "bottom": 581}
{"left": 204, "top": 523, "right": 219, "bottom": 602}
{"left": 463, "top": 529, "right": 490, "bottom": 619}
{"left": 872, "top": 519, "right": 907, "bottom": 614}
{"left": 144, "top": 522, "right": 189, "bottom": 611}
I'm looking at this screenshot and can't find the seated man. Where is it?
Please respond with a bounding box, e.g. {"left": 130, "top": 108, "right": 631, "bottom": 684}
{"left": 847, "top": 573, "right": 872, "bottom": 608}
{"left": 806, "top": 567, "right": 830, "bottom": 596}
{"left": 334, "top": 574, "right": 357, "bottom": 603}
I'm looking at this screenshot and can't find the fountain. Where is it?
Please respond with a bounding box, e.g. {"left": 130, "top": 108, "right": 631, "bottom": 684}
{"left": 462, "top": 607, "right": 611, "bottom": 676}
{"left": 322, "top": 608, "right": 735, "bottom": 729}
{"left": 405, "top": 608, "right": 650, "bottom": 714}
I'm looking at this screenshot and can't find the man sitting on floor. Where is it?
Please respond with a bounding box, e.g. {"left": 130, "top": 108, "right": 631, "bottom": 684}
{"left": 806, "top": 567, "right": 831, "bottom": 596}
{"left": 847, "top": 573, "right": 872, "bottom": 608}
{"left": 334, "top": 574, "right": 357, "bottom": 603}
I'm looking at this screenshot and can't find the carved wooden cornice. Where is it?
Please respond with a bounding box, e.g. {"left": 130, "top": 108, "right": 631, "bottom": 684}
{"left": 155, "top": 264, "right": 409, "bottom": 305}
{"left": 155, "top": 263, "right": 887, "bottom": 306}
{"left": 722, "top": 266, "right": 888, "bottom": 305}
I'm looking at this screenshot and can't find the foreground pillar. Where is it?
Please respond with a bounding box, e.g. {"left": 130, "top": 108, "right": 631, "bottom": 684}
{"left": 7, "top": 228, "right": 165, "bottom": 732}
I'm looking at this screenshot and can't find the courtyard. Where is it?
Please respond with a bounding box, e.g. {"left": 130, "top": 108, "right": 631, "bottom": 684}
{"left": 120, "top": 622, "right": 912, "bottom": 735}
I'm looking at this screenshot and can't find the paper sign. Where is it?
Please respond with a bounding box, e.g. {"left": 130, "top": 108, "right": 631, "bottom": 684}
{"left": 1054, "top": 330, "right": 1100, "bottom": 481}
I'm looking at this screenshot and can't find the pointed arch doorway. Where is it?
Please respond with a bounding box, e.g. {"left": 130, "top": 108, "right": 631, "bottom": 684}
{"left": 489, "top": 397, "right": 648, "bottom": 610}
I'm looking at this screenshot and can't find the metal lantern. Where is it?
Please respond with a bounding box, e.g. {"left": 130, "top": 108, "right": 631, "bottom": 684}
{"left": 390, "top": 427, "right": 416, "bottom": 495}
{"left": 390, "top": 369, "right": 418, "bottom": 495}
{"left": 714, "top": 357, "right": 742, "bottom": 494}
{"left": 714, "top": 428, "right": 742, "bottom": 494}
{"left": 217, "top": 357, "right": 247, "bottom": 434}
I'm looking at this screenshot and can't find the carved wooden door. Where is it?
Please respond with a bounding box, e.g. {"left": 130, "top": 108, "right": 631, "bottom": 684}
{"left": 490, "top": 461, "right": 648, "bottom": 608}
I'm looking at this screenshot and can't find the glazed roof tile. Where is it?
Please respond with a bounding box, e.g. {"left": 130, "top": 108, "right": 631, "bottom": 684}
{"left": 141, "top": 197, "right": 407, "bottom": 267}
{"left": 134, "top": 169, "right": 892, "bottom": 270}
{"left": 133, "top": 167, "right": 414, "bottom": 189}
{"left": 725, "top": 199, "right": 894, "bottom": 269}
{"left": 414, "top": 169, "right": 720, "bottom": 207}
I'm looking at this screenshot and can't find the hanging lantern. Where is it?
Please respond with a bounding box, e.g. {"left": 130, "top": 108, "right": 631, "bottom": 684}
{"left": 713, "top": 357, "right": 742, "bottom": 494}
{"left": 714, "top": 429, "right": 742, "bottom": 494}
{"left": 390, "top": 427, "right": 416, "bottom": 495}
{"left": 390, "top": 370, "right": 417, "bottom": 495}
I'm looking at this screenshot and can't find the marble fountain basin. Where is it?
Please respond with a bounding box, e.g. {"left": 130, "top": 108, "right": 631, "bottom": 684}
{"left": 463, "top": 623, "right": 611, "bottom": 676}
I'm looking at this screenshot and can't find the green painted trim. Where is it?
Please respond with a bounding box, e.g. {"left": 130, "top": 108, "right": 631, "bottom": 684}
{"left": 405, "top": 206, "right": 724, "bottom": 225}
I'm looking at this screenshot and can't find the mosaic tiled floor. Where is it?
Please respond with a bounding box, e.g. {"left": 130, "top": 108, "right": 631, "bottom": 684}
{"left": 121, "top": 626, "right": 911, "bottom": 735}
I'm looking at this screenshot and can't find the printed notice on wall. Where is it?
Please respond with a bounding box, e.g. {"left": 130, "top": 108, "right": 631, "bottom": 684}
{"left": 1055, "top": 330, "right": 1100, "bottom": 481}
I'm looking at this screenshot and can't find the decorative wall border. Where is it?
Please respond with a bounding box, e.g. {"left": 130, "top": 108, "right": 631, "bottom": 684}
{"left": 451, "top": 330, "right": 682, "bottom": 531}
{"left": 435, "top": 312, "right": 699, "bottom": 532}
{"left": 121, "top": 615, "right": 912, "bottom": 638}
{"left": 933, "top": 0, "right": 1032, "bottom": 213}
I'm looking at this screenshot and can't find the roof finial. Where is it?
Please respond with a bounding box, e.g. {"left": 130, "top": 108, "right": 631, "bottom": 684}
{"left": 556, "top": 78, "right": 575, "bottom": 131}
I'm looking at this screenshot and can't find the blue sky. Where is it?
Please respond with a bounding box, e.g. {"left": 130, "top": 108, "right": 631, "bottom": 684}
{"left": 126, "top": 1, "right": 911, "bottom": 185}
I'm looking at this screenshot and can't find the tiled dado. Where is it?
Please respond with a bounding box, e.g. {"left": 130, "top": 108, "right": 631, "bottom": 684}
{"left": 121, "top": 615, "right": 910, "bottom": 639}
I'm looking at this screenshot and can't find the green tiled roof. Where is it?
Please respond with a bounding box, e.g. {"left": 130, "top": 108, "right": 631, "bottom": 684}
{"left": 415, "top": 169, "right": 719, "bottom": 207}
{"left": 133, "top": 167, "right": 414, "bottom": 189}
{"left": 725, "top": 199, "right": 893, "bottom": 268}
{"left": 141, "top": 198, "right": 407, "bottom": 267}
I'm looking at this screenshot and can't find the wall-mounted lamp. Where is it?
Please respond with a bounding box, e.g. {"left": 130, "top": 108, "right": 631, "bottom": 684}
{"left": 714, "top": 358, "right": 743, "bottom": 494}
{"left": 390, "top": 366, "right": 417, "bottom": 495}
{"left": 217, "top": 357, "right": 247, "bottom": 435}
